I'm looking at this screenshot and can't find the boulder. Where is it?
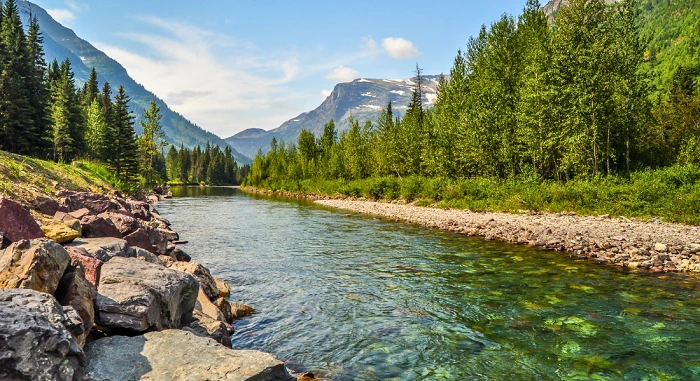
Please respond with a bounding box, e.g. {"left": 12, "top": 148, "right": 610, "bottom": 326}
{"left": 79, "top": 215, "right": 121, "bottom": 238}
{"left": 215, "top": 297, "right": 234, "bottom": 324}
{"left": 95, "top": 257, "right": 198, "bottom": 332}
{"left": 186, "top": 309, "right": 232, "bottom": 347}
{"left": 214, "top": 276, "right": 231, "bottom": 298}
{"left": 54, "top": 264, "right": 97, "bottom": 347}
{"left": 62, "top": 192, "right": 119, "bottom": 215}
{"left": 170, "top": 261, "right": 219, "bottom": 302}
{"left": 231, "top": 302, "right": 256, "bottom": 319}
{"left": 54, "top": 211, "right": 82, "bottom": 232}
{"left": 65, "top": 246, "right": 103, "bottom": 287}
{"left": 158, "top": 228, "right": 179, "bottom": 242}
{"left": 33, "top": 194, "right": 60, "bottom": 216}
{"left": 147, "top": 227, "right": 169, "bottom": 254}
{"left": 65, "top": 238, "right": 135, "bottom": 262}
{"left": 126, "top": 200, "right": 152, "bottom": 221}
{"left": 171, "top": 246, "right": 192, "bottom": 262}
{"left": 124, "top": 228, "right": 156, "bottom": 254}
{"left": 84, "top": 330, "right": 292, "bottom": 381}
{"left": 0, "top": 289, "right": 85, "bottom": 381}
{"left": 100, "top": 212, "right": 141, "bottom": 236}
{"left": 69, "top": 208, "right": 91, "bottom": 220}
{"left": 41, "top": 222, "right": 81, "bottom": 244}
{"left": 0, "top": 239, "right": 70, "bottom": 294}
{"left": 195, "top": 287, "right": 227, "bottom": 323}
{"left": 0, "top": 197, "right": 44, "bottom": 242}
{"left": 134, "top": 247, "right": 161, "bottom": 264}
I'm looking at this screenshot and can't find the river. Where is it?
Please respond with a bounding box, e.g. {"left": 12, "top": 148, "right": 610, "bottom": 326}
{"left": 157, "top": 186, "right": 700, "bottom": 380}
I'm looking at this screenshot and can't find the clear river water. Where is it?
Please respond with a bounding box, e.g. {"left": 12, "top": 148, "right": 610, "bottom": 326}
{"left": 157, "top": 186, "right": 700, "bottom": 381}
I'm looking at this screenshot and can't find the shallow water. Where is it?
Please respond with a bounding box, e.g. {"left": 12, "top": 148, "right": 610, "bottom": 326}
{"left": 158, "top": 186, "right": 700, "bottom": 380}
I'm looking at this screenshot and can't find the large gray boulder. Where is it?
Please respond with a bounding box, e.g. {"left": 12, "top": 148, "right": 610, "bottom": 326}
{"left": 0, "top": 238, "right": 70, "bottom": 294}
{"left": 0, "top": 289, "right": 85, "bottom": 381}
{"left": 65, "top": 238, "right": 135, "bottom": 262}
{"left": 95, "top": 257, "right": 198, "bottom": 333}
{"left": 84, "top": 330, "right": 293, "bottom": 381}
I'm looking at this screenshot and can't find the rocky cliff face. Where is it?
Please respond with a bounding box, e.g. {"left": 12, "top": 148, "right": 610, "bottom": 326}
{"left": 226, "top": 76, "right": 440, "bottom": 159}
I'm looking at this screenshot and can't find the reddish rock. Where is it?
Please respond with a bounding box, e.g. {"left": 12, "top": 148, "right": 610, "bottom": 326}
{"left": 65, "top": 246, "right": 103, "bottom": 287}
{"left": 126, "top": 200, "right": 152, "bottom": 221}
{"left": 80, "top": 215, "right": 121, "bottom": 239}
{"left": 0, "top": 197, "right": 44, "bottom": 242}
{"left": 124, "top": 228, "right": 156, "bottom": 254}
{"left": 32, "top": 195, "right": 60, "bottom": 216}
{"left": 68, "top": 208, "right": 91, "bottom": 220}
{"left": 100, "top": 212, "right": 141, "bottom": 236}
{"left": 62, "top": 192, "right": 120, "bottom": 215}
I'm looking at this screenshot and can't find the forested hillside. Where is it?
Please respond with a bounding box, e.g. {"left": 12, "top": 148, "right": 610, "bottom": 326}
{"left": 245, "top": 0, "right": 700, "bottom": 223}
{"left": 638, "top": 0, "right": 700, "bottom": 97}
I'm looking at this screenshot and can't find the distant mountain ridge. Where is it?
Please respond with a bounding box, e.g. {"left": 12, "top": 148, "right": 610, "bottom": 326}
{"left": 226, "top": 76, "right": 440, "bottom": 159}
{"left": 19, "top": 1, "right": 250, "bottom": 164}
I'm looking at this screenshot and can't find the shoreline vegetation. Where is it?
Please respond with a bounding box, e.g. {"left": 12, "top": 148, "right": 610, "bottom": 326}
{"left": 242, "top": 186, "right": 700, "bottom": 274}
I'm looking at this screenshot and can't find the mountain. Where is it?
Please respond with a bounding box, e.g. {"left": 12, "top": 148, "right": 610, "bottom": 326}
{"left": 226, "top": 76, "right": 440, "bottom": 159}
{"left": 542, "top": 0, "right": 619, "bottom": 20}
{"left": 18, "top": 1, "right": 251, "bottom": 164}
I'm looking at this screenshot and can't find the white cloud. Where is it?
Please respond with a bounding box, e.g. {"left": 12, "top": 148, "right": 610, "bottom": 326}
{"left": 325, "top": 65, "right": 359, "bottom": 83}
{"left": 382, "top": 37, "right": 420, "bottom": 59}
{"left": 363, "top": 36, "right": 379, "bottom": 59}
{"left": 320, "top": 89, "right": 332, "bottom": 100}
{"left": 94, "top": 17, "right": 306, "bottom": 136}
{"left": 46, "top": 9, "right": 75, "bottom": 24}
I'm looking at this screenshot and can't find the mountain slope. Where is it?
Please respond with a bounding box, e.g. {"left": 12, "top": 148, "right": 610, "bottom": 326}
{"left": 19, "top": 1, "right": 250, "bottom": 164}
{"left": 226, "top": 76, "right": 440, "bottom": 159}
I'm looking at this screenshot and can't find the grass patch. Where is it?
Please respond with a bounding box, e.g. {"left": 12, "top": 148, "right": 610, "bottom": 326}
{"left": 246, "top": 165, "right": 700, "bottom": 225}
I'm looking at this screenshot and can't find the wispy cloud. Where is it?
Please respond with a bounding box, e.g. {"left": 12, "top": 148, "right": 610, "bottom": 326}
{"left": 382, "top": 37, "right": 420, "bottom": 59}
{"left": 46, "top": 0, "right": 86, "bottom": 26}
{"left": 94, "top": 16, "right": 306, "bottom": 135}
{"left": 325, "top": 65, "right": 360, "bottom": 83}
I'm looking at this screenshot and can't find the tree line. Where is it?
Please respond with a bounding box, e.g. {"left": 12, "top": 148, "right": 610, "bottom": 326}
{"left": 0, "top": 0, "right": 242, "bottom": 186}
{"left": 164, "top": 142, "right": 246, "bottom": 185}
{"left": 246, "top": 0, "right": 699, "bottom": 187}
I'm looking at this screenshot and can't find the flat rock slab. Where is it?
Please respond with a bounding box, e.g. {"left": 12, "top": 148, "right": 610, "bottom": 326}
{"left": 85, "top": 330, "right": 293, "bottom": 381}
{"left": 95, "top": 257, "right": 198, "bottom": 332}
{"left": 0, "top": 289, "right": 85, "bottom": 381}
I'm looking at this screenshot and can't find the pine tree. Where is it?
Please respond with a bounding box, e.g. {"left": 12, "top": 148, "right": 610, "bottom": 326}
{"left": 82, "top": 67, "right": 99, "bottom": 106}
{"left": 57, "top": 59, "right": 86, "bottom": 158}
{"left": 178, "top": 144, "right": 191, "bottom": 182}
{"left": 26, "top": 15, "right": 51, "bottom": 157}
{"left": 110, "top": 85, "right": 139, "bottom": 180}
{"left": 0, "top": 0, "right": 32, "bottom": 154}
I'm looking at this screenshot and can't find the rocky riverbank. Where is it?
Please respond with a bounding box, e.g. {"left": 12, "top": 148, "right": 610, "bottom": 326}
{"left": 315, "top": 199, "right": 700, "bottom": 274}
{"left": 0, "top": 187, "right": 300, "bottom": 380}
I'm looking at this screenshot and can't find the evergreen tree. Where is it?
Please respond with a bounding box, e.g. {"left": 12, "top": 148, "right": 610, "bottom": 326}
{"left": 82, "top": 67, "right": 99, "bottom": 106}
{"left": 110, "top": 85, "right": 139, "bottom": 180}
{"left": 0, "top": 0, "right": 32, "bottom": 154}
{"left": 26, "top": 15, "right": 51, "bottom": 157}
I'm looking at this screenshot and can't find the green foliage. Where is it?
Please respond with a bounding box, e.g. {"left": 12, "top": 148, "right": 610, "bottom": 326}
{"left": 137, "top": 100, "right": 167, "bottom": 185}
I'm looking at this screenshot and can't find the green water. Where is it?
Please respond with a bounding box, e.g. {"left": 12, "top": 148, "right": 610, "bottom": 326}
{"left": 158, "top": 187, "right": 700, "bottom": 380}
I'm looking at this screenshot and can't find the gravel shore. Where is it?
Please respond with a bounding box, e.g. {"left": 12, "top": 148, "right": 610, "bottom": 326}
{"left": 315, "top": 199, "right": 700, "bottom": 274}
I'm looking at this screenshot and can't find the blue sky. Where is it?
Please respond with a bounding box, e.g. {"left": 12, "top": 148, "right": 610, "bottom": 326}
{"left": 34, "top": 0, "right": 531, "bottom": 137}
